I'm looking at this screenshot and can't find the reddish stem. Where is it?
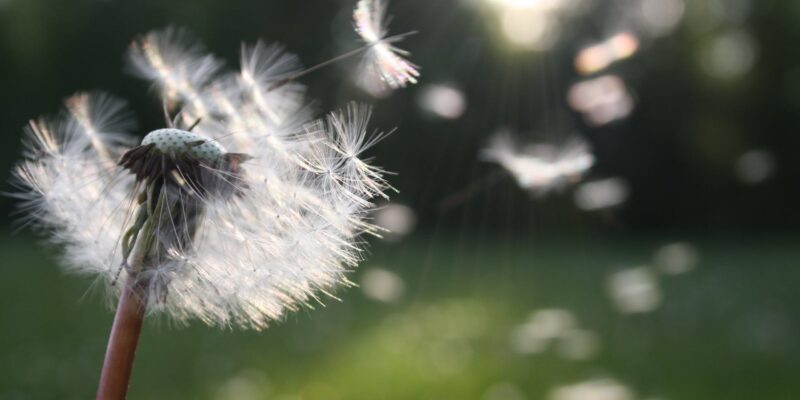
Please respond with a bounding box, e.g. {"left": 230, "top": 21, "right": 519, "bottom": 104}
{"left": 96, "top": 280, "right": 147, "bottom": 400}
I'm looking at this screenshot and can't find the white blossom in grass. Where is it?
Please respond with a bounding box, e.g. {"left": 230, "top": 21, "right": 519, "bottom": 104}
{"left": 13, "top": 27, "right": 394, "bottom": 330}
{"left": 354, "top": 0, "right": 420, "bottom": 89}
{"left": 481, "top": 132, "right": 594, "bottom": 196}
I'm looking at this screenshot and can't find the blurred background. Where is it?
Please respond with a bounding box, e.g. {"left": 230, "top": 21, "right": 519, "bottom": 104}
{"left": 1, "top": 0, "right": 799, "bottom": 399}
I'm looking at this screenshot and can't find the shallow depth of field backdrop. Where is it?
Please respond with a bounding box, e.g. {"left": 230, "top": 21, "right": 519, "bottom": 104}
{"left": 1, "top": 0, "right": 799, "bottom": 399}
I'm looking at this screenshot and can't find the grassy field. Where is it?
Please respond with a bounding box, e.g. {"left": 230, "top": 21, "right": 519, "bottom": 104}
{"left": 0, "top": 231, "right": 798, "bottom": 400}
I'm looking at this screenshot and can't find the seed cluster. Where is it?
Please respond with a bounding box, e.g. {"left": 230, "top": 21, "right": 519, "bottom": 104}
{"left": 141, "top": 129, "right": 224, "bottom": 161}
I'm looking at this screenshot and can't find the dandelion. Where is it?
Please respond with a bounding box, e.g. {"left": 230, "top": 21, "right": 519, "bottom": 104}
{"left": 13, "top": 25, "right": 402, "bottom": 399}
{"left": 354, "top": 0, "right": 420, "bottom": 89}
{"left": 481, "top": 132, "right": 595, "bottom": 195}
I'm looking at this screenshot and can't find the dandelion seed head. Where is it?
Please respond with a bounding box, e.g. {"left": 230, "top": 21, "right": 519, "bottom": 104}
{"left": 141, "top": 129, "right": 225, "bottom": 162}
{"left": 14, "top": 27, "right": 397, "bottom": 330}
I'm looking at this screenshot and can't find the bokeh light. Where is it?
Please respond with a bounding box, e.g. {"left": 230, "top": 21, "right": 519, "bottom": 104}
{"left": 417, "top": 83, "right": 467, "bottom": 119}
{"left": 360, "top": 267, "right": 406, "bottom": 304}
{"left": 654, "top": 242, "right": 699, "bottom": 275}
{"left": 573, "top": 178, "right": 630, "bottom": 211}
{"left": 575, "top": 32, "right": 639, "bottom": 76}
{"left": 735, "top": 149, "right": 775, "bottom": 185}
{"left": 701, "top": 29, "right": 758, "bottom": 80}
{"left": 568, "top": 75, "right": 634, "bottom": 126}
{"left": 374, "top": 203, "right": 418, "bottom": 241}
{"left": 548, "top": 379, "right": 635, "bottom": 400}
{"left": 639, "top": 0, "right": 686, "bottom": 37}
{"left": 606, "top": 267, "right": 662, "bottom": 314}
{"left": 485, "top": 0, "right": 586, "bottom": 50}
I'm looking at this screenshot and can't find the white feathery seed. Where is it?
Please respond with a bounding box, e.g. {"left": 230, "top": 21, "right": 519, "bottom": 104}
{"left": 127, "top": 26, "right": 223, "bottom": 120}
{"left": 13, "top": 92, "right": 137, "bottom": 276}
{"left": 354, "top": 0, "right": 420, "bottom": 89}
{"left": 14, "top": 27, "right": 397, "bottom": 330}
{"left": 482, "top": 132, "right": 595, "bottom": 195}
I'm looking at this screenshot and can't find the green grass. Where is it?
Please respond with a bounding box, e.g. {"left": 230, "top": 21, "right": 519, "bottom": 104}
{"left": 0, "top": 232, "right": 798, "bottom": 399}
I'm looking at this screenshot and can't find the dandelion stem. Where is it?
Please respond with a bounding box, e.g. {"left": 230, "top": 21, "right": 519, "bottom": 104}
{"left": 96, "top": 276, "right": 147, "bottom": 400}
{"left": 97, "top": 190, "right": 165, "bottom": 399}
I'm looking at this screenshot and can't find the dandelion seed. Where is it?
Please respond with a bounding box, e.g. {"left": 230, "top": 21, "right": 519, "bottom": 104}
{"left": 127, "top": 26, "right": 223, "bottom": 120}
{"left": 354, "top": 0, "right": 420, "bottom": 89}
{"left": 481, "top": 132, "right": 594, "bottom": 195}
